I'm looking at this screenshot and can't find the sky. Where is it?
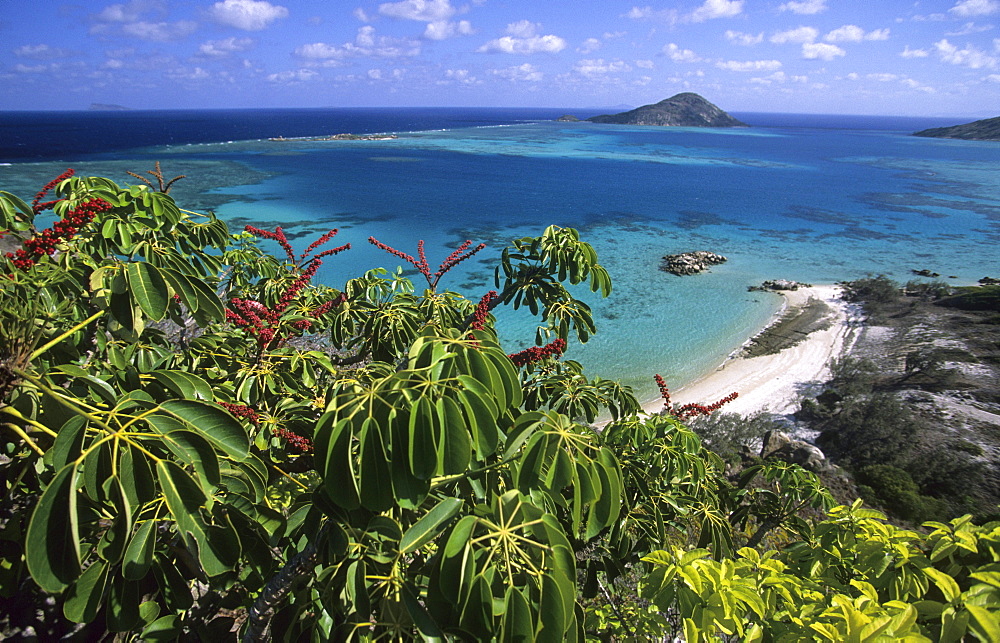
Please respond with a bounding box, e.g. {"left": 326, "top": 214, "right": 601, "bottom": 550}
{"left": 2, "top": 0, "right": 999, "bottom": 115}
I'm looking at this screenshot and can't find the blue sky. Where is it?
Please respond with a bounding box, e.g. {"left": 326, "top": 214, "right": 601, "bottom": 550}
{"left": 2, "top": 0, "right": 998, "bottom": 115}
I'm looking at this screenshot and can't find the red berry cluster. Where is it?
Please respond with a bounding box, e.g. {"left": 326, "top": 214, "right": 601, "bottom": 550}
{"left": 469, "top": 290, "right": 498, "bottom": 332}
{"left": 272, "top": 427, "right": 314, "bottom": 452}
{"left": 508, "top": 338, "right": 568, "bottom": 367}
{"left": 228, "top": 227, "right": 350, "bottom": 350}
{"left": 7, "top": 197, "right": 111, "bottom": 272}
{"left": 219, "top": 401, "right": 260, "bottom": 425}
{"left": 654, "top": 374, "right": 738, "bottom": 420}
{"left": 368, "top": 236, "right": 486, "bottom": 289}
{"left": 32, "top": 168, "right": 75, "bottom": 214}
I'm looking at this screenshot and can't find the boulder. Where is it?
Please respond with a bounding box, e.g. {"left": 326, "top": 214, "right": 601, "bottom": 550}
{"left": 660, "top": 251, "right": 727, "bottom": 276}
{"left": 760, "top": 429, "right": 829, "bottom": 472}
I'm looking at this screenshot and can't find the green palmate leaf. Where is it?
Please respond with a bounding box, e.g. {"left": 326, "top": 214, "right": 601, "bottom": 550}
{"left": 402, "top": 584, "right": 445, "bottom": 641}
{"left": 96, "top": 478, "right": 133, "bottom": 564}
{"left": 316, "top": 414, "right": 361, "bottom": 510}
{"left": 409, "top": 396, "right": 438, "bottom": 480}
{"left": 159, "top": 399, "right": 249, "bottom": 460}
{"left": 63, "top": 559, "right": 110, "bottom": 623}
{"left": 25, "top": 465, "right": 80, "bottom": 592}
{"left": 151, "top": 370, "right": 214, "bottom": 401}
{"left": 125, "top": 261, "right": 170, "bottom": 321}
{"left": 400, "top": 497, "right": 464, "bottom": 554}
{"left": 359, "top": 417, "right": 393, "bottom": 512}
{"left": 119, "top": 445, "right": 156, "bottom": 507}
{"left": 156, "top": 459, "right": 207, "bottom": 545}
{"left": 123, "top": 520, "right": 157, "bottom": 580}
{"left": 51, "top": 415, "right": 88, "bottom": 470}
{"left": 106, "top": 577, "right": 142, "bottom": 632}
{"left": 186, "top": 272, "right": 225, "bottom": 325}
{"left": 501, "top": 586, "right": 535, "bottom": 643}
{"left": 437, "top": 396, "right": 471, "bottom": 474}
{"left": 141, "top": 615, "right": 182, "bottom": 641}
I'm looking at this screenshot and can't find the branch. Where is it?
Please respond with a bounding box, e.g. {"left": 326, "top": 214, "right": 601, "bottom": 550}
{"left": 242, "top": 531, "right": 324, "bottom": 642}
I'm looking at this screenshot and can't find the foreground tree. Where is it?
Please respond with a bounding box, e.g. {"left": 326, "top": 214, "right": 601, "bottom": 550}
{"left": 1, "top": 172, "right": 997, "bottom": 641}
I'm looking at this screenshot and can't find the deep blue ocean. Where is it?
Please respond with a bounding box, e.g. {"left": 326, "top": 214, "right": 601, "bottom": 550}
{"left": 2, "top": 107, "right": 998, "bottom": 403}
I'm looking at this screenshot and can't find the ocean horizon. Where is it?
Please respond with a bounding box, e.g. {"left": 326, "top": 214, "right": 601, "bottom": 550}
{"left": 2, "top": 107, "right": 998, "bottom": 405}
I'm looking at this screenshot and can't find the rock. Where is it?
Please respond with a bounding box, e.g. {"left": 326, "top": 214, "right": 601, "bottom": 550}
{"left": 980, "top": 277, "right": 1000, "bottom": 286}
{"left": 760, "top": 429, "right": 829, "bottom": 472}
{"left": 556, "top": 114, "right": 580, "bottom": 122}
{"left": 748, "top": 279, "right": 811, "bottom": 292}
{"left": 912, "top": 269, "right": 941, "bottom": 278}
{"left": 660, "top": 250, "right": 727, "bottom": 276}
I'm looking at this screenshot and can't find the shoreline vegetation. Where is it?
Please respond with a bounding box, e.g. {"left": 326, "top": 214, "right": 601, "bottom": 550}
{"left": 268, "top": 133, "right": 399, "bottom": 142}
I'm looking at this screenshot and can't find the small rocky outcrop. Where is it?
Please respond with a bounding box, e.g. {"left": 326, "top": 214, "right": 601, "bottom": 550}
{"left": 760, "top": 430, "right": 829, "bottom": 472}
{"left": 660, "top": 251, "right": 727, "bottom": 276}
{"left": 748, "top": 279, "right": 811, "bottom": 292}
{"left": 912, "top": 269, "right": 941, "bottom": 278}
{"left": 556, "top": 114, "right": 580, "bottom": 122}
{"left": 980, "top": 277, "right": 1000, "bottom": 286}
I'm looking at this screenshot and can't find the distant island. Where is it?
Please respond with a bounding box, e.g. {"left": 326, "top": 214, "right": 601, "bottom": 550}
{"left": 89, "top": 103, "right": 130, "bottom": 111}
{"left": 913, "top": 116, "right": 1000, "bottom": 141}
{"left": 586, "top": 93, "right": 747, "bottom": 128}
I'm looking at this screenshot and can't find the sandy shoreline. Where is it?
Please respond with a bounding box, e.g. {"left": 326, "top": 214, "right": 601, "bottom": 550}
{"left": 642, "top": 285, "right": 860, "bottom": 418}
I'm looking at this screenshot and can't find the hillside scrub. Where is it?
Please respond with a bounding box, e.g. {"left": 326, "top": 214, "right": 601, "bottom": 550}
{"left": 2, "top": 172, "right": 999, "bottom": 641}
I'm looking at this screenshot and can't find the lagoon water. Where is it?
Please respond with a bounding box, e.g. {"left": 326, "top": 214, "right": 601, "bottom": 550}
{"left": 2, "top": 108, "right": 998, "bottom": 403}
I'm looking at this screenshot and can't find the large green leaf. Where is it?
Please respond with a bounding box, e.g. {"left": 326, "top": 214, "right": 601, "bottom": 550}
{"left": 123, "top": 520, "right": 157, "bottom": 580}
{"left": 126, "top": 261, "right": 170, "bottom": 321}
{"left": 63, "top": 559, "right": 110, "bottom": 623}
{"left": 25, "top": 465, "right": 80, "bottom": 592}
{"left": 159, "top": 399, "right": 249, "bottom": 460}
{"left": 400, "top": 497, "right": 464, "bottom": 554}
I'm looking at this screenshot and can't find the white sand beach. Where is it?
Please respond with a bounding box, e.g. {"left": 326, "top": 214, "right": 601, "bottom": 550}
{"left": 643, "top": 285, "right": 860, "bottom": 418}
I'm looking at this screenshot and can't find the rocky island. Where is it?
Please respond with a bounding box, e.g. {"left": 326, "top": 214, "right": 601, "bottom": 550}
{"left": 660, "top": 250, "right": 727, "bottom": 275}
{"left": 913, "top": 116, "right": 1000, "bottom": 141}
{"left": 587, "top": 93, "right": 747, "bottom": 128}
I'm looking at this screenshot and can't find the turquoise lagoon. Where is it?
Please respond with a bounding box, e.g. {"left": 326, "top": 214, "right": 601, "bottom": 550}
{"left": 3, "top": 113, "right": 999, "bottom": 404}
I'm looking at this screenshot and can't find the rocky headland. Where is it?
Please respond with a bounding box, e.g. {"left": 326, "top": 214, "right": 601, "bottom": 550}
{"left": 660, "top": 250, "right": 727, "bottom": 276}
{"left": 913, "top": 116, "right": 1000, "bottom": 141}
{"left": 587, "top": 93, "right": 747, "bottom": 128}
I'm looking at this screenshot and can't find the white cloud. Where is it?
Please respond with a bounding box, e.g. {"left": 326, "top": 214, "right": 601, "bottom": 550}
{"left": 578, "top": 38, "right": 602, "bottom": 54}
{"left": 379, "top": 0, "right": 456, "bottom": 21}
{"left": 491, "top": 63, "right": 543, "bottom": 81}
{"left": 750, "top": 71, "right": 809, "bottom": 84}
{"left": 295, "top": 26, "right": 420, "bottom": 61}
{"left": 996, "top": 37, "right": 1000, "bottom": 51}
{"left": 949, "top": 0, "right": 1000, "bottom": 17}
{"left": 867, "top": 73, "right": 898, "bottom": 81}
{"left": 716, "top": 59, "right": 782, "bottom": 71}
{"left": 574, "top": 58, "right": 632, "bottom": 76}
{"left": 770, "top": 26, "right": 818, "bottom": 44}
{"left": 443, "top": 68, "right": 478, "bottom": 84}
{"left": 121, "top": 20, "right": 197, "bottom": 41}
{"left": 901, "top": 45, "right": 929, "bottom": 57}
{"left": 802, "top": 42, "right": 846, "bottom": 59}
{"left": 663, "top": 43, "right": 701, "bottom": 62}
{"left": 725, "top": 30, "right": 763, "bottom": 45}
{"left": 94, "top": 0, "right": 160, "bottom": 24}
{"left": 267, "top": 68, "right": 319, "bottom": 83}
{"left": 689, "top": 0, "right": 743, "bottom": 22}
{"left": 367, "top": 69, "right": 382, "bottom": 79}
{"left": 779, "top": 0, "right": 827, "bottom": 14}
{"left": 209, "top": 0, "right": 288, "bottom": 31}
{"left": 14, "top": 44, "right": 70, "bottom": 59}
{"left": 635, "top": 59, "right": 655, "bottom": 68}
{"left": 354, "top": 8, "right": 372, "bottom": 22}
{"left": 167, "top": 66, "right": 210, "bottom": 80}
{"left": 478, "top": 22, "right": 566, "bottom": 54}
{"left": 934, "top": 38, "right": 998, "bottom": 67}
{"left": 901, "top": 78, "right": 935, "bottom": 92}
{"left": 625, "top": 6, "right": 679, "bottom": 24}
{"left": 946, "top": 22, "right": 995, "bottom": 35}
{"left": 424, "top": 20, "right": 473, "bottom": 40}
{"left": 198, "top": 37, "right": 253, "bottom": 56}
{"left": 14, "top": 63, "right": 49, "bottom": 73}
{"left": 824, "top": 25, "right": 890, "bottom": 42}
{"left": 987, "top": 73, "right": 1000, "bottom": 81}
